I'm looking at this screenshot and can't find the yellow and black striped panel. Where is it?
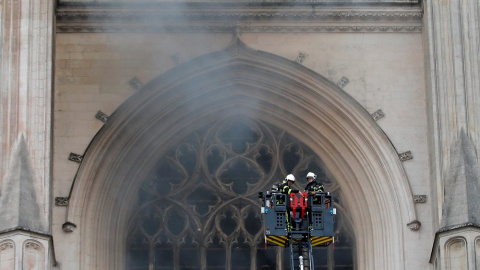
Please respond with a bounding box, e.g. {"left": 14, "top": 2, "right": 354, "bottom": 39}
{"left": 266, "top": 235, "right": 288, "bottom": 247}
{"left": 311, "top": 236, "right": 333, "bottom": 247}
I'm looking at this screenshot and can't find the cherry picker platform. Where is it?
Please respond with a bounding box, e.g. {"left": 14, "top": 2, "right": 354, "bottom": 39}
{"left": 259, "top": 185, "right": 336, "bottom": 269}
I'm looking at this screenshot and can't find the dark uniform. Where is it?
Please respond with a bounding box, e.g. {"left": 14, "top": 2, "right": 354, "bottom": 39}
{"left": 279, "top": 180, "right": 299, "bottom": 195}
{"left": 278, "top": 180, "right": 298, "bottom": 231}
{"left": 304, "top": 180, "right": 324, "bottom": 193}
{"left": 304, "top": 179, "right": 325, "bottom": 230}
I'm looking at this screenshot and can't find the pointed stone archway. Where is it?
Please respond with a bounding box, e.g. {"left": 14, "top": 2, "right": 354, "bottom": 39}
{"left": 64, "top": 37, "right": 418, "bottom": 269}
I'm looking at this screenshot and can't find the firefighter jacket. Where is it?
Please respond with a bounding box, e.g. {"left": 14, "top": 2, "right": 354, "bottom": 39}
{"left": 279, "top": 180, "right": 299, "bottom": 195}
{"left": 304, "top": 180, "right": 324, "bottom": 193}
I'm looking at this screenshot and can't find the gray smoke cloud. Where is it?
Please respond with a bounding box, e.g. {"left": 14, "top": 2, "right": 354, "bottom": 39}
{"left": 56, "top": 0, "right": 359, "bottom": 269}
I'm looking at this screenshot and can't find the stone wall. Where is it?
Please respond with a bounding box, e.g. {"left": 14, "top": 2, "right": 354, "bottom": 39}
{"left": 52, "top": 31, "right": 431, "bottom": 269}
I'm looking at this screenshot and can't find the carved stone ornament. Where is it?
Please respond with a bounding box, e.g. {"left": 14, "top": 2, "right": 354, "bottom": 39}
{"left": 62, "top": 222, "right": 77, "bottom": 233}
{"left": 129, "top": 77, "right": 144, "bottom": 91}
{"left": 371, "top": 109, "right": 385, "bottom": 121}
{"left": 56, "top": 24, "right": 423, "bottom": 33}
{"left": 68, "top": 152, "right": 83, "bottom": 163}
{"left": 295, "top": 51, "right": 308, "bottom": 64}
{"left": 25, "top": 242, "right": 41, "bottom": 250}
{"left": 59, "top": 0, "right": 420, "bottom": 3}
{"left": 55, "top": 197, "right": 70, "bottom": 206}
{"left": 407, "top": 220, "right": 421, "bottom": 231}
{"left": 336, "top": 76, "right": 350, "bottom": 88}
{"left": 398, "top": 151, "right": 413, "bottom": 161}
{"left": 171, "top": 53, "right": 182, "bottom": 65}
{"left": 55, "top": 8, "right": 423, "bottom": 23}
{"left": 413, "top": 195, "right": 427, "bottom": 203}
{"left": 55, "top": 3, "right": 423, "bottom": 33}
{"left": 95, "top": 110, "right": 110, "bottom": 123}
{"left": 0, "top": 241, "right": 14, "bottom": 251}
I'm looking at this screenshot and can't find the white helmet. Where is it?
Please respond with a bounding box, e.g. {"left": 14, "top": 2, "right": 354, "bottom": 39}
{"left": 306, "top": 172, "right": 317, "bottom": 180}
{"left": 285, "top": 174, "right": 295, "bottom": 182}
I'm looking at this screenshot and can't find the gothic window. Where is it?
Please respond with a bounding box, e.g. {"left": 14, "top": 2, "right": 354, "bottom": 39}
{"left": 126, "top": 117, "right": 354, "bottom": 270}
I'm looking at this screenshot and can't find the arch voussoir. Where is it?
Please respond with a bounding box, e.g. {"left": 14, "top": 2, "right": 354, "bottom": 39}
{"left": 67, "top": 38, "right": 416, "bottom": 270}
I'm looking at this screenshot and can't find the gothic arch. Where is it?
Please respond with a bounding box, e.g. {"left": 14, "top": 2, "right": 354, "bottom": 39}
{"left": 65, "top": 37, "right": 417, "bottom": 269}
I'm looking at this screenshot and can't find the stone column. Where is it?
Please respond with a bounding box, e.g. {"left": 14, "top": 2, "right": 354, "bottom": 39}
{"left": 0, "top": 0, "right": 55, "bottom": 268}
{"left": 424, "top": 0, "right": 480, "bottom": 221}
{"left": 424, "top": 0, "right": 480, "bottom": 268}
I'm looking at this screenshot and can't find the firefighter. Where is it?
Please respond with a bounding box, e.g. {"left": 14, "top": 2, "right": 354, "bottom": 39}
{"left": 304, "top": 172, "right": 324, "bottom": 195}
{"left": 279, "top": 174, "right": 299, "bottom": 195}
{"left": 278, "top": 174, "right": 299, "bottom": 232}
{"left": 304, "top": 172, "right": 325, "bottom": 231}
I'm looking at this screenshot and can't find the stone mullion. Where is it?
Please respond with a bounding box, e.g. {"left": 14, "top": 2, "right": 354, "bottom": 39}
{"left": 200, "top": 246, "right": 207, "bottom": 270}
{"left": 250, "top": 245, "right": 256, "bottom": 270}
{"left": 173, "top": 244, "right": 180, "bottom": 270}
{"left": 327, "top": 245, "right": 334, "bottom": 270}
{"left": 276, "top": 246, "right": 282, "bottom": 270}
{"left": 149, "top": 242, "right": 155, "bottom": 270}
{"left": 225, "top": 242, "right": 232, "bottom": 270}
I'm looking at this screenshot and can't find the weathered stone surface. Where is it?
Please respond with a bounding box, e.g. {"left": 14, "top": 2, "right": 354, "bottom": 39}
{"left": 441, "top": 129, "right": 480, "bottom": 229}
{"left": 0, "top": 135, "right": 48, "bottom": 233}
{"left": 59, "top": 0, "right": 419, "bottom": 3}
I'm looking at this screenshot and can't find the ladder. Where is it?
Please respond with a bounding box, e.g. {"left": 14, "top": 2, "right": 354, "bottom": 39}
{"left": 288, "top": 237, "right": 314, "bottom": 270}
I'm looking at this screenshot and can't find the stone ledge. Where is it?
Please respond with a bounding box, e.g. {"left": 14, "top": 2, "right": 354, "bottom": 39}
{"left": 437, "top": 222, "right": 480, "bottom": 234}
{"left": 56, "top": 23, "right": 422, "bottom": 33}
{"left": 56, "top": 2, "right": 423, "bottom": 33}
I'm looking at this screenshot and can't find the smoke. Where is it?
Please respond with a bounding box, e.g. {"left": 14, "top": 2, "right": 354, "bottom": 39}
{"left": 54, "top": 0, "right": 361, "bottom": 269}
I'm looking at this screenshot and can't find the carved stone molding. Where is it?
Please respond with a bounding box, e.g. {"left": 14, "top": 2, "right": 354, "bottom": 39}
{"left": 407, "top": 220, "right": 421, "bottom": 231}
{"left": 413, "top": 195, "right": 427, "bottom": 203}
{"left": 56, "top": 3, "right": 422, "bottom": 33}
{"left": 59, "top": 0, "right": 419, "bottom": 3}
{"left": 68, "top": 152, "right": 83, "bottom": 163}
{"left": 55, "top": 197, "right": 70, "bottom": 206}
{"left": 129, "top": 77, "right": 144, "bottom": 91}
{"left": 171, "top": 53, "right": 182, "bottom": 65}
{"left": 56, "top": 4, "right": 423, "bottom": 22}
{"left": 0, "top": 241, "right": 14, "bottom": 251}
{"left": 57, "top": 10, "right": 423, "bottom": 21}
{"left": 398, "top": 151, "right": 413, "bottom": 161}
{"left": 66, "top": 38, "right": 419, "bottom": 269}
{"left": 336, "top": 76, "right": 350, "bottom": 88}
{"left": 56, "top": 24, "right": 422, "bottom": 33}
{"left": 62, "top": 222, "right": 77, "bottom": 233}
{"left": 95, "top": 110, "right": 110, "bottom": 123}
{"left": 25, "top": 241, "right": 42, "bottom": 251}
{"left": 371, "top": 109, "right": 385, "bottom": 121}
{"left": 295, "top": 51, "right": 308, "bottom": 64}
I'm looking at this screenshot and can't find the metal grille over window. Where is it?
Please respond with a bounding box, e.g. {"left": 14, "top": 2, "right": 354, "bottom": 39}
{"left": 126, "top": 117, "right": 354, "bottom": 270}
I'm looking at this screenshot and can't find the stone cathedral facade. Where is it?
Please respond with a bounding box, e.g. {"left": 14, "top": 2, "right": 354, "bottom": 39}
{"left": 1, "top": 0, "right": 480, "bottom": 269}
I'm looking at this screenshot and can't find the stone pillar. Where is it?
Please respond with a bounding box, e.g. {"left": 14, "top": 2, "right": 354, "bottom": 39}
{"left": 424, "top": 0, "right": 480, "bottom": 268}
{"left": 0, "top": 0, "right": 54, "bottom": 268}
{"left": 424, "top": 0, "right": 480, "bottom": 218}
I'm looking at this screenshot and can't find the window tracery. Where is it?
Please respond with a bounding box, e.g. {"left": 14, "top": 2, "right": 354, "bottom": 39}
{"left": 127, "top": 117, "right": 354, "bottom": 269}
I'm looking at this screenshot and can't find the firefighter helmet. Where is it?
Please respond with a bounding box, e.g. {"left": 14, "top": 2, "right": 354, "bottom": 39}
{"left": 306, "top": 172, "right": 317, "bottom": 180}
{"left": 285, "top": 174, "right": 295, "bottom": 182}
